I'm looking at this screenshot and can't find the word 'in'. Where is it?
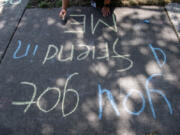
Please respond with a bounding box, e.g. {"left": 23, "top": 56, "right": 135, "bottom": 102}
{"left": 12, "top": 39, "right": 133, "bottom": 72}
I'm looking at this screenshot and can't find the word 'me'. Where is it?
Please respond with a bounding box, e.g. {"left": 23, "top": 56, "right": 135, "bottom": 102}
{"left": 12, "top": 73, "right": 79, "bottom": 117}
{"left": 64, "top": 14, "right": 117, "bottom": 34}
{"left": 0, "top": 0, "right": 21, "bottom": 6}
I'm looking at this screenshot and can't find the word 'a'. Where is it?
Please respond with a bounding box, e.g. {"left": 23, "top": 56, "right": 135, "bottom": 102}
{"left": 12, "top": 73, "right": 79, "bottom": 117}
{"left": 98, "top": 44, "right": 170, "bottom": 120}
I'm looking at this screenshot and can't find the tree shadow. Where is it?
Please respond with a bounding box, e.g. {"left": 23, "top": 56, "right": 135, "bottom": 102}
{"left": 0, "top": 5, "right": 180, "bottom": 135}
{"left": 0, "top": 0, "right": 29, "bottom": 61}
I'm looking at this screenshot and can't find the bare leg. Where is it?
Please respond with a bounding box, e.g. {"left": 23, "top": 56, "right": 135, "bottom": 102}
{"left": 101, "top": 0, "right": 111, "bottom": 17}
{"left": 59, "top": 0, "right": 69, "bottom": 19}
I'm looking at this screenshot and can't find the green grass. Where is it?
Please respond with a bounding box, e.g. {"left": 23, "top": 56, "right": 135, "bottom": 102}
{"left": 27, "top": 0, "right": 180, "bottom": 8}
{"left": 118, "top": 0, "right": 180, "bottom": 6}
{"left": 39, "top": 1, "right": 49, "bottom": 8}
{"left": 144, "top": 131, "right": 159, "bottom": 135}
{"left": 27, "top": 0, "right": 62, "bottom": 8}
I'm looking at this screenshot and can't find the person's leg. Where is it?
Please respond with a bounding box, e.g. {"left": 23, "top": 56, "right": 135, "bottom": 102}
{"left": 94, "top": 0, "right": 111, "bottom": 17}
{"left": 59, "top": 0, "right": 69, "bottom": 19}
{"left": 101, "top": 0, "right": 111, "bottom": 17}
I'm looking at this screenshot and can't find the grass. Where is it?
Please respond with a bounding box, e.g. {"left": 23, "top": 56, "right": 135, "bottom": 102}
{"left": 27, "top": 0, "right": 62, "bottom": 8}
{"left": 118, "top": 0, "right": 180, "bottom": 6}
{"left": 144, "top": 131, "right": 159, "bottom": 135}
{"left": 27, "top": 0, "right": 180, "bottom": 8}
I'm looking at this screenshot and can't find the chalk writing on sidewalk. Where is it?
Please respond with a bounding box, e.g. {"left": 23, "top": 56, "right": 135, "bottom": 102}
{"left": 12, "top": 39, "right": 133, "bottom": 72}
{"left": 0, "top": 0, "right": 21, "bottom": 7}
{"left": 12, "top": 73, "right": 79, "bottom": 117}
{"left": 98, "top": 74, "right": 173, "bottom": 120}
{"left": 98, "top": 44, "right": 173, "bottom": 119}
{"left": 64, "top": 14, "right": 117, "bottom": 34}
{"left": 9, "top": 12, "right": 174, "bottom": 120}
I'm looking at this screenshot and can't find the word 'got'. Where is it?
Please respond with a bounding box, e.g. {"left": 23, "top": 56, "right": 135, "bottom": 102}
{"left": 12, "top": 73, "right": 79, "bottom": 117}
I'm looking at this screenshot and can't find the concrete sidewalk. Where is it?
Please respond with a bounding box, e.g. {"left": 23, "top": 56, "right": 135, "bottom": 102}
{"left": 0, "top": 6, "right": 180, "bottom": 135}
{"left": 0, "top": 0, "right": 29, "bottom": 59}
{"left": 166, "top": 3, "right": 180, "bottom": 40}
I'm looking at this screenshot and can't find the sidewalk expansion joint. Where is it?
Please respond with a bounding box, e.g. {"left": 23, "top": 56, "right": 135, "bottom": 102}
{"left": 0, "top": 6, "right": 27, "bottom": 64}
{"left": 164, "top": 7, "right": 180, "bottom": 43}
